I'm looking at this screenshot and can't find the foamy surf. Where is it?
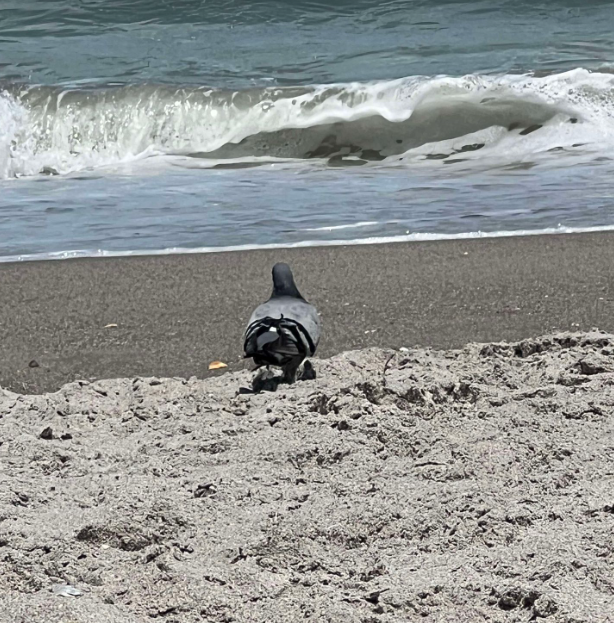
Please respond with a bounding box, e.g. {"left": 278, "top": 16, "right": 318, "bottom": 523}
{"left": 4, "top": 224, "right": 614, "bottom": 264}
{"left": 2, "top": 68, "right": 614, "bottom": 179}
{"left": 301, "top": 221, "right": 380, "bottom": 232}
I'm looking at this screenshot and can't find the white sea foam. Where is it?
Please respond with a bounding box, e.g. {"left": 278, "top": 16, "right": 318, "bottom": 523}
{"left": 301, "top": 221, "right": 380, "bottom": 232}
{"left": 1, "top": 69, "right": 614, "bottom": 179}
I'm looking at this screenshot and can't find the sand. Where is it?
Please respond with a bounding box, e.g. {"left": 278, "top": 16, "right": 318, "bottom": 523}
{"left": 1, "top": 231, "right": 613, "bottom": 394}
{"left": 1, "top": 331, "right": 613, "bottom": 622}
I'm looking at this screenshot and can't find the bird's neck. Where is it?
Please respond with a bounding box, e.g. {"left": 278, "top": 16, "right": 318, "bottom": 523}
{"left": 272, "top": 283, "right": 303, "bottom": 299}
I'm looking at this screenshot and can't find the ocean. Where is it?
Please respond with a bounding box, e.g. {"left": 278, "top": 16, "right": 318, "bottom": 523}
{"left": 1, "top": 0, "right": 614, "bottom": 261}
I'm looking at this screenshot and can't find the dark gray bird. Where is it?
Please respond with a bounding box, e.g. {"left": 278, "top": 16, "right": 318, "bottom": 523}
{"left": 243, "top": 263, "right": 321, "bottom": 383}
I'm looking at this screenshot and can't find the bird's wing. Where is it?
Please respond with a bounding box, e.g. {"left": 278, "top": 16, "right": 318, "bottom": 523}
{"left": 244, "top": 297, "right": 321, "bottom": 355}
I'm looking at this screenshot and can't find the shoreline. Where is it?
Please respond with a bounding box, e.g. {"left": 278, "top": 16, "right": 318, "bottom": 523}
{"left": 3, "top": 223, "right": 614, "bottom": 264}
{"left": 1, "top": 231, "right": 613, "bottom": 394}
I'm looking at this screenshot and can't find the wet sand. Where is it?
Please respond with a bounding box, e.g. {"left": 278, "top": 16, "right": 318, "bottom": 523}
{"left": 0, "top": 232, "right": 613, "bottom": 393}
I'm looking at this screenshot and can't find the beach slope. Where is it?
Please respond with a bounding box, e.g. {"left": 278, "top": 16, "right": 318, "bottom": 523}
{"left": 1, "top": 332, "right": 613, "bottom": 622}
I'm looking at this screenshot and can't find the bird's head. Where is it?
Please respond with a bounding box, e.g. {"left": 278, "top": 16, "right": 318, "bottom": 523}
{"left": 271, "top": 262, "right": 304, "bottom": 299}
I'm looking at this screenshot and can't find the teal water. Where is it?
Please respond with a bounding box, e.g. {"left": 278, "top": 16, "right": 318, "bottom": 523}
{"left": 1, "top": 0, "right": 614, "bottom": 259}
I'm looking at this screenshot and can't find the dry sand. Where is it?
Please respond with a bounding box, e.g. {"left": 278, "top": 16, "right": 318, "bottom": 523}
{"left": 1, "top": 331, "right": 613, "bottom": 622}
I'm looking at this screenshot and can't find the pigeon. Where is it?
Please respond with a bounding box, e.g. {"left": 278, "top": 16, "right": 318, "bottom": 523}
{"left": 243, "top": 262, "right": 321, "bottom": 384}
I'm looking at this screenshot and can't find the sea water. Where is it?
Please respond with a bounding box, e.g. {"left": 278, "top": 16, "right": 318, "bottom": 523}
{"left": 1, "top": 0, "right": 614, "bottom": 261}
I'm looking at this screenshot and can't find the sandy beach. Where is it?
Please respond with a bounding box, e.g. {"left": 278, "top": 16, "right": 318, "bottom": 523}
{"left": 1, "top": 329, "right": 614, "bottom": 622}
{"left": 1, "top": 234, "right": 614, "bottom": 622}
{"left": 1, "top": 232, "right": 613, "bottom": 394}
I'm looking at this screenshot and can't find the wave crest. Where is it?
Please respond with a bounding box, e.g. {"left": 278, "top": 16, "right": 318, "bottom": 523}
{"left": 2, "top": 69, "right": 614, "bottom": 178}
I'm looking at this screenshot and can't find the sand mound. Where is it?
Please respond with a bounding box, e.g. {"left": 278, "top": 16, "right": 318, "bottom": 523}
{"left": 1, "top": 332, "right": 613, "bottom": 622}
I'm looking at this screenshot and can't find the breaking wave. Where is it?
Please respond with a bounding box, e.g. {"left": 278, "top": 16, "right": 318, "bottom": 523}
{"left": 2, "top": 68, "right": 614, "bottom": 178}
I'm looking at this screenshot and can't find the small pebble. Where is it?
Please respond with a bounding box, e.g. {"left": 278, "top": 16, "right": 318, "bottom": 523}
{"left": 40, "top": 427, "right": 53, "bottom": 440}
{"left": 53, "top": 584, "right": 82, "bottom": 597}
